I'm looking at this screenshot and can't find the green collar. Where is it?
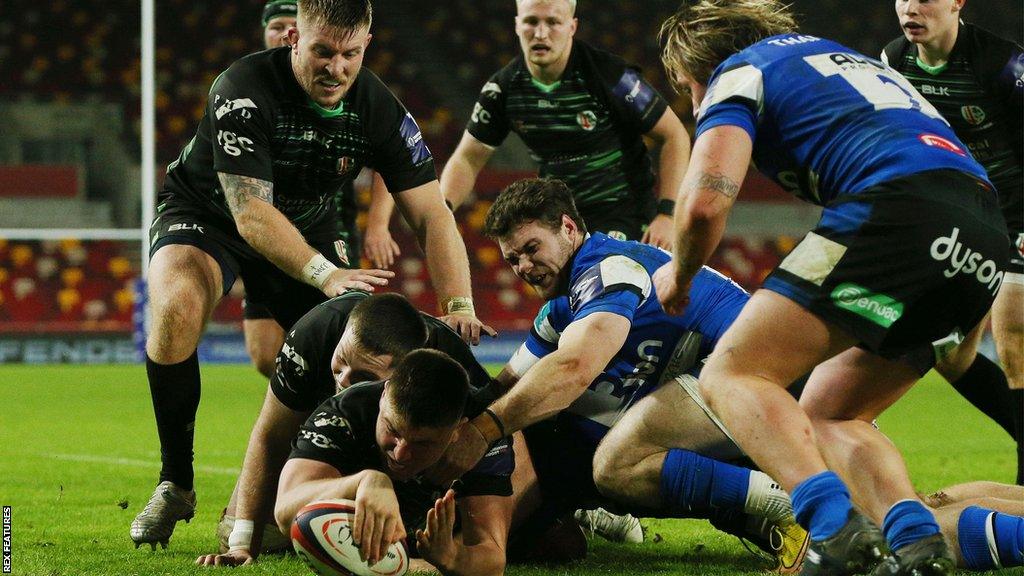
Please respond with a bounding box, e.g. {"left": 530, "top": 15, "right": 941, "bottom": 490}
{"left": 530, "top": 77, "right": 562, "bottom": 93}
{"left": 914, "top": 56, "right": 948, "bottom": 76}
{"left": 307, "top": 97, "right": 346, "bottom": 117}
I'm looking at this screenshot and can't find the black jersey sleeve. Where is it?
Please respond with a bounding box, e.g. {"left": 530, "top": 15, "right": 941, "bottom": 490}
{"left": 359, "top": 73, "right": 438, "bottom": 194}
{"left": 206, "top": 64, "right": 276, "bottom": 182}
{"left": 465, "top": 68, "right": 513, "bottom": 147}
{"left": 583, "top": 44, "right": 668, "bottom": 135}
{"left": 881, "top": 36, "right": 912, "bottom": 71}
{"left": 454, "top": 437, "right": 515, "bottom": 498}
{"left": 270, "top": 292, "right": 367, "bottom": 412}
{"left": 288, "top": 393, "right": 364, "bottom": 473}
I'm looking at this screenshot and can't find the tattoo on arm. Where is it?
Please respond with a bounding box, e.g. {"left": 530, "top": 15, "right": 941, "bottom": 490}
{"left": 220, "top": 173, "right": 274, "bottom": 215}
{"left": 692, "top": 172, "right": 740, "bottom": 199}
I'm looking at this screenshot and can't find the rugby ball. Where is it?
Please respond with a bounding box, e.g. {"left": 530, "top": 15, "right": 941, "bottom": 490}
{"left": 291, "top": 499, "right": 408, "bottom": 576}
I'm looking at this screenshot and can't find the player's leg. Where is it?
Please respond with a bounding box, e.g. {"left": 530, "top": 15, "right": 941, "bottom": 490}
{"left": 241, "top": 297, "right": 285, "bottom": 379}
{"left": 935, "top": 501, "right": 1024, "bottom": 570}
{"left": 697, "top": 290, "right": 898, "bottom": 575}
{"left": 992, "top": 278, "right": 1024, "bottom": 484}
{"left": 133, "top": 241, "right": 226, "bottom": 548}
{"left": 922, "top": 482, "right": 1024, "bottom": 508}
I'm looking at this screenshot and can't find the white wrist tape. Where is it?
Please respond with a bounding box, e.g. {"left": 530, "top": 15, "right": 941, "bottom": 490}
{"left": 228, "top": 518, "right": 255, "bottom": 551}
{"left": 303, "top": 253, "right": 338, "bottom": 289}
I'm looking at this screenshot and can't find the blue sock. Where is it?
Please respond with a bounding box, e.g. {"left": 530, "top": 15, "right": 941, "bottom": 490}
{"left": 959, "top": 506, "right": 1024, "bottom": 570}
{"left": 791, "top": 471, "right": 852, "bottom": 541}
{"left": 659, "top": 448, "right": 751, "bottom": 515}
{"left": 881, "top": 500, "right": 941, "bottom": 551}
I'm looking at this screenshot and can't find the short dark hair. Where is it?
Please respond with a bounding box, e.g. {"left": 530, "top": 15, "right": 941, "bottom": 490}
{"left": 297, "top": 0, "right": 372, "bottom": 32}
{"left": 349, "top": 293, "right": 427, "bottom": 362}
{"left": 482, "top": 178, "right": 586, "bottom": 239}
{"left": 387, "top": 349, "right": 469, "bottom": 428}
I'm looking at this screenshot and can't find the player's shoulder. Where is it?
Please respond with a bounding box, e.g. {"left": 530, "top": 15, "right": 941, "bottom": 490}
{"left": 348, "top": 66, "right": 402, "bottom": 109}
{"left": 330, "top": 380, "right": 385, "bottom": 423}
{"left": 957, "top": 23, "right": 1022, "bottom": 75}
{"left": 569, "top": 234, "right": 655, "bottom": 307}
{"left": 573, "top": 39, "right": 630, "bottom": 72}
{"left": 213, "top": 48, "right": 286, "bottom": 93}
{"left": 881, "top": 35, "right": 913, "bottom": 70}
{"left": 486, "top": 55, "right": 527, "bottom": 89}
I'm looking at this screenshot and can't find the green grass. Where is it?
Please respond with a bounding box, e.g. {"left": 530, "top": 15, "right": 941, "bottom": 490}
{"left": 0, "top": 365, "right": 1018, "bottom": 575}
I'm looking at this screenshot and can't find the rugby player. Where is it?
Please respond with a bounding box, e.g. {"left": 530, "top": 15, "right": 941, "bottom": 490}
{"left": 194, "top": 292, "right": 495, "bottom": 566}
{"left": 655, "top": 1, "right": 1008, "bottom": 574}
{"left": 131, "top": 0, "right": 492, "bottom": 549}
{"left": 243, "top": 0, "right": 401, "bottom": 380}
{"left": 440, "top": 0, "right": 690, "bottom": 248}
{"left": 275, "top": 349, "right": 514, "bottom": 575}
{"left": 430, "top": 178, "right": 811, "bottom": 572}
{"left": 882, "top": 0, "right": 1024, "bottom": 484}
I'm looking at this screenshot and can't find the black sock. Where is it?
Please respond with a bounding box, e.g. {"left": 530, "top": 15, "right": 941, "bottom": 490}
{"left": 1012, "top": 388, "right": 1023, "bottom": 486}
{"left": 949, "top": 355, "right": 1014, "bottom": 439}
{"left": 146, "top": 352, "right": 201, "bottom": 491}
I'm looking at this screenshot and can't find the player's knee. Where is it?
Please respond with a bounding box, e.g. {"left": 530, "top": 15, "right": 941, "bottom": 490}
{"left": 274, "top": 506, "right": 293, "bottom": 538}
{"left": 935, "top": 344, "right": 977, "bottom": 382}
{"left": 247, "top": 341, "right": 278, "bottom": 379}
{"left": 147, "top": 290, "right": 208, "bottom": 361}
{"left": 591, "top": 441, "right": 629, "bottom": 500}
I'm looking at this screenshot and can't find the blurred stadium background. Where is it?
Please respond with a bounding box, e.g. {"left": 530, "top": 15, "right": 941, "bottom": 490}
{"left": 0, "top": 0, "right": 1020, "bottom": 365}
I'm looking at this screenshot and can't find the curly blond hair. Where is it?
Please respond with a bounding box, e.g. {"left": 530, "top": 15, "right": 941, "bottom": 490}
{"left": 660, "top": 0, "right": 796, "bottom": 87}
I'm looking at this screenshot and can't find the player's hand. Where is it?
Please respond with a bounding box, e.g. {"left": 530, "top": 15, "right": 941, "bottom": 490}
{"left": 363, "top": 225, "right": 401, "bottom": 269}
{"left": 440, "top": 312, "right": 498, "bottom": 346}
{"left": 320, "top": 268, "right": 395, "bottom": 297}
{"left": 423, "top": 421, "right": 489, "bottom": 486}
{"left": 354, "top": 471, "right": 406, "bottom": 566}
{"left": 195, "top": 548, "right": 255, "bottom": 567}
{"left": 415, "top": 489, "right": 458, "bottom": 573}
{"left": 641, "top": 214, "right": 675, "bottom": 250}
{"left": 653, "top": 261, "right": 691, "bottom": 316}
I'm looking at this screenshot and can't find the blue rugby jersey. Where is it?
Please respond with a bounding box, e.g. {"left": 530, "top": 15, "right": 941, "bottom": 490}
{"left": 508, "top": 233, "right": 748, "bottom": 442}
{"left": 696, "top": 33, "right": 991, "bottom": 206}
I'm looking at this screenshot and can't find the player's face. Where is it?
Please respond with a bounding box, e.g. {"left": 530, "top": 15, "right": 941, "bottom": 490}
{"left": 498, "top": 216, "right": 581, "bottom": 300}
{"left": 264, "top": 16, "right": 297, "bottom": 49}
{"left": 673, "top": 71, "right": 707, "bottom": 119}
{"left": 331, "top": 326, "right": 394, "bottom": 391}
{"left": 375, "top": 392, "right": 459, "bottom": 481}
{"left": 515, "top": 0, "right": 577, "bottom": 69}
{"left": 896, "top": 0, "right": 962, "bottom": 45}
{"left": 289, "top": 20, "right": 371, "bottom": 108}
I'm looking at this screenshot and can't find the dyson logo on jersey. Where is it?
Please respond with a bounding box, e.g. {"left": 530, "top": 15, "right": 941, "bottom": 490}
{"left": 930, "top": 227, "right": 1003, "bottom": 294}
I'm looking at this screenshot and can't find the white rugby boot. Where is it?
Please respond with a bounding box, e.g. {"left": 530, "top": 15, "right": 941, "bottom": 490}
{"left": 130, "top": 481, "right": 196, "bottom": 550}
{"left": 574, "top": 508, "right": 644, "bottom": 544}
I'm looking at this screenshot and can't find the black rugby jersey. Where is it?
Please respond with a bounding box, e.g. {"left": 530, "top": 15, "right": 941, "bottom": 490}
{"left": 467, "top": 40, "right": 668, "bottom": 212}
{"left": 289, "top": 381, "right": 514, "bottom": 530}
{"left": 161, "top": 47, "right": 436, "bottom": 244}
{"left": 883, "top": 24, "right": 1022, "bottom": 225}
{"left": 270, "top": 291, "right": 493, "bottom": 413}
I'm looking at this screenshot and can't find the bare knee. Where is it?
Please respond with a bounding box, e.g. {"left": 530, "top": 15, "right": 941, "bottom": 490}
{"left": 146, "top": 246, "right": 222, "bottom": 363}
{"left": 592, "top": 434, "right": 639, "bottom": 501}
{"left": 244, "top": 320, "right": 284, "bottom": 379}
{"left": 934, "top": 342, "right": 978, "bottom": 382}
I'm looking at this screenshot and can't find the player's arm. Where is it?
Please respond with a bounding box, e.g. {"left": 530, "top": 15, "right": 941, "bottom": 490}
{"left": 440, "top": 131, "right": 496, "bottom": 210}
{"left": 275, "top": 460, "right": 404, "bottom": 565}
{"left": 486, "top": 312, "right": 629, "bottom": 434}
{"left": 655, "top": 125, "right": 752, "bottom": 314}
{"left": 230, "top": 390, "right": 310, "bottom": 555}
{"left": 417, "top": 490, "right": 510, "bottom": 576}
{"left": 363, "top": 172, "right": 401, "bottom": 269}
{"left": 218, "top": 173, "right": 393, "bottom": 296}
{"left": 641, "top": 108, "right": 692, "bottom": 250}
{"left": 393, "top": 180, "right": 496, "bottom": 344}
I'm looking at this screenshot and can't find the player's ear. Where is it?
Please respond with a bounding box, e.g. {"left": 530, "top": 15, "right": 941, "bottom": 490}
{"left": 364, "top": 33, "right": 373, "bottom": 48}
{"left": 288, "top": 27, "right": 300, "bottom": 52}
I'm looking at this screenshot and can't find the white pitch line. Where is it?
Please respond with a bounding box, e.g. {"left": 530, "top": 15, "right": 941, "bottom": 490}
{"left": 47, "top": 453, "right": 239, "bottom": 476}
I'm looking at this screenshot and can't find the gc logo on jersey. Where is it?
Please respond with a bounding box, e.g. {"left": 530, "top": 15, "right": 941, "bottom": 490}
{"left": 217, "top": 130, "right": 254, "bottom": 157}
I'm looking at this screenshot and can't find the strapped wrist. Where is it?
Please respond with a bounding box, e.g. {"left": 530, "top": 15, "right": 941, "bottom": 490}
{"left": 442, "top": 296, "right": 475, "bottom": 316}
{"left": 228, "top": 518, "right": 254, "bottom": 551}
{"left": 303, "top": 253, "right": 338, "bottom": 289}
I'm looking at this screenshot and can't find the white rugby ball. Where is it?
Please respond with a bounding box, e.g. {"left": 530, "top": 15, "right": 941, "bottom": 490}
{"left": 291, "top": 499, "right": 408, "bottom": 576}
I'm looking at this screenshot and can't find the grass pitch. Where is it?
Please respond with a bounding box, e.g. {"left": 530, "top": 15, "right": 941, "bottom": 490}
{"left": 0, "top": 364, "right": 1017, "bottom": 575}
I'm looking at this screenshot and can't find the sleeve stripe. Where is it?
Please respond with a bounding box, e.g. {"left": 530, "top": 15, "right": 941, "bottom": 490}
{"left": 702, "top": 64, "right": 764, "bottom": 117}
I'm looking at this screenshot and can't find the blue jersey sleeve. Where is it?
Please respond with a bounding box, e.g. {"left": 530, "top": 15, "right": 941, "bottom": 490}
{"left": 680, "top": 267, "right": 749, "bottom": 349}
{"left": 695, "top": 61, "right": 764, "bottom": 141}
{"left": 570, "top": 255, "right": 652, "bottom": 323}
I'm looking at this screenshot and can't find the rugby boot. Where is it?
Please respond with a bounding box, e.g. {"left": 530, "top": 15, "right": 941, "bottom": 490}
{"left": 574, "top": 508, "right": 645, "bottom": 543}
{"left": 872, "top": 534, "right": 954, "bottom": 576}
{"left": 801, "top": 509, "right": 892, "bottom": 576}
{"left": 130, "top": 481, "right": 196, "bottom": 549}
{"left": 746, "top": 515, "right": 811, "bottom": 573}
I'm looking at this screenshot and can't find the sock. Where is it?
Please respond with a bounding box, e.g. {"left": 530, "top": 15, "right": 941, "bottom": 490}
{"left": 791, "top": 471, "right": 852, "bottom": 541}
{"left": 949, "top": 355, "right": 1014, "bottom": 439}
{"left": 659, "top": 449, "right": 751, "bottom": 515}
{"left": 881, "top": 499, "right": 940, "bottom": 552}
{"left": 958, "top": 506, "right": 1024, "bottom": 570}
{"left": 1012, "top": 388, "right": 1023, "bottom": 485}
{"left": 147, "top": 351, "right": 201, "bottom": 491}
